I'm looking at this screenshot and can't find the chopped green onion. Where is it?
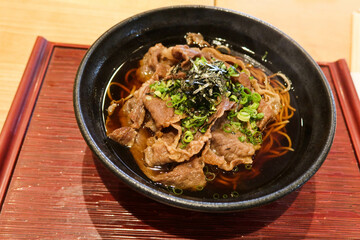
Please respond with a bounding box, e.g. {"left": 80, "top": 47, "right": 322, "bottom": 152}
{"left": 229, "top": 95, "right": 238, "bottom": 102}
{"left": 205, "top": 172, "right": 216, "bottom": 181}
{"left": 230, "top": 121, "right": 242, "bottom": 127}
{"left": 227, "top": 65, "right": 240, "bottom": 77}
{"left": 193, "top": 114, "right": 207, "bottom": 120}
{"left": 166, "top": 80, "right": 174, "bottom": 88}
{"left": 256, "top": 112, "right": 264, "bottom": 119}
{"left": 242, "top": 107, "right": 257, "bottom": 117}
{"left": 240, "top": 95, "right": 248, "bottom": 105}
{"left": 250, "top": 121, "right": 257, "bottom": 129}
{"left": 199, "top": 125, "right": 208, "bottom": 133}
{"left": 196, "top": 186, "right": 204, "bottom": 191}
{"left": 231, "top": 191, "right": 240, "bottom": 198}
{"left": 183, "top": 131, "right": 194, "bottom": 143}
{"left": 245, "top": 164, "right": 252, "bottom": 170}
{"left": 237, "top": 111, "right": 251, "bottom": 122}
{"left": 249, "top": 102, "right": 259, "bottom": 110}
{"left": 261, "top": 51, "right": 268, "bottom": 61}
{"left": 172, "top": 187, "right": 183, "bottom": 195}
{"left": 154, "top": 90, "right": 162, "bottom": 98}
{"left": 251, "top": 92, "right": 262, "bottom": 102}
{"left": 238, "top": 136, "right": 246, "bottom": 142}
{"left": 242, "top": 87, "right": 252, "bottom": 96}
{"left": 213, "top": 193, "right": 220, "bottom": 199}
{"left": 166, "top": 100, "right": 174, "bottom": 107}
{"left": 149, "top": 57, "right": 266, "bottom": 147}
{"left": 227, "top": 110, "right": 238, "bottom": 119}
{"left": 174, "top": 109, "right": 183, "bottom": 115}
{"left": 222, "top": 123, "right": 233, "bottom": 133}
{"left": 179, "top": 142, "right": 187, "bottom": 149}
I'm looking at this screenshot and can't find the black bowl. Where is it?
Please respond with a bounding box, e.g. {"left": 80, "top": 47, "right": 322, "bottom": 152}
{"left": 73, "top": 5, "right": 336, "bottom": 212}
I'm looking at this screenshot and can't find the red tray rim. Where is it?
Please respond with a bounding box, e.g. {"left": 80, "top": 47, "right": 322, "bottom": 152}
{"left": 0, "top": 37, "right": 89, "bottom": 209}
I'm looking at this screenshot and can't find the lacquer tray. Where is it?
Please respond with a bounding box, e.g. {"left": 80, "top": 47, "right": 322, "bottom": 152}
{"left": 0, "top": 37, "right": 359, "bottom": 239}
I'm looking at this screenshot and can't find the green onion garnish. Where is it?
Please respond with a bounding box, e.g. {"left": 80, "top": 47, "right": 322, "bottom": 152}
{"left": 245, "top": 164, "right": 252, "bottom": 170}
{"left": 237, "top": 111, "right": 251, "bottom": 122}
{"left": 222, "top": 123, "right": 233, "bottom": 133}
{"left": 150, "top": 57, "right": 265, "bottom": 146}
{"left": 251, "top": 92, "right": 262, "bottom": 102}
{"left": 231, "top": 191, "right": 240, "bottom": 198}
{"left": 183, "top": 131, "right": 194, "bottom": 143}
{"left": 172, "top": 187, "right": 183, "bottom": 195}
{"left": 205, "top": 172, "right": 216, "bottom": 181}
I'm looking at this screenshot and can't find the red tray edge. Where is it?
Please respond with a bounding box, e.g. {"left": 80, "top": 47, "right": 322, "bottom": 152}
{"left": 0, "top": 37, "right": 54, "bottom": 209}
{"left": 319, "top": 60, "right": 360, "bottom": 164}
{"left": 0, "top": 38, "right": 90, "bottom": 209}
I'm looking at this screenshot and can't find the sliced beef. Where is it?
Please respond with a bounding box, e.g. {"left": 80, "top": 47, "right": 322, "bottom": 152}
{"left": 133, "top": 78, "right": 152, "bottom": 99}
{"left": 136, "top": 43, "right": 163, "bottom": 81}
{"left": 144, "top": 117, "right": 158, "bottom": 133}
{"left": 151, "top": 157, "right": 206, "bottom": 191}
{"left": 234, "top": 72, "right": 252, "bottom": 89}
{"left": 176, "top": 127, "right": 213, "bottom": 161}
{"left": 144, "top": 97, "right": 234, "bottom": 167}
{"left": 201, "top": 135, "right": 255, "bottom": 171}
{"left": 208, "top": 97, "right": 234, "bottom": 123}
{"left": 143, "top": 96, "right": 183, "bottom": 128}
{"left": 257, "top": 96, "right": 281, "bottom": 130}
{"left": 136, "top": 43, "right": 178, "bottom": 81}
{"left": 185, "top": 32, "right": 210, "bottom": 47}
{"left": 201, "top": 117, "right": 259, "bottom": 171}
{"left": 144, "top": 124, "right": 182, "bottom": 167}
{"left": 119, "top": 97, "right": 145, "bottom": 129}
{"left": 172, "top": 70, "right": 187, "bottom": 79}
{"left": 108, "top": 127, "right": 137, "bottom": 147}
{"left": 172, "top": 45, "right": 202, "bottom": 60}
{"left": 172, "top": 45, "right": 202, "bottom": 69}
{"left": 144, "top": 122, "right": 212, "bottom": 167}
{"left": 164, "top": 69, "right": 187, "bottom": 80}
{"left": 144, "top": 140, "right": 173, "bottom": 167}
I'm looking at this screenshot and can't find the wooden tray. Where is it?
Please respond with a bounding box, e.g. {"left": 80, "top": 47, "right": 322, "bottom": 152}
{"left": 0, "top": 37, "right": 359, "bottom": 239}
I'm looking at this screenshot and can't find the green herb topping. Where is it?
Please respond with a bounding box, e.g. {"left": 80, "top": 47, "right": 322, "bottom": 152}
{"left": 150, "top": 57, "right": 264, "bottom": 146}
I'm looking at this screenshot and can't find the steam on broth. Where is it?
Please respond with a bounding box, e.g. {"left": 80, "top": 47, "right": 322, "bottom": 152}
{"left": 104, "top": 33, "right": 295, "bottom": 198}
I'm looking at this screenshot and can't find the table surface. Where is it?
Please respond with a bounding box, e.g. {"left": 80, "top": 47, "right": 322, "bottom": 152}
{"left": 1, "top": 0, "right": 360, "bottom": 133}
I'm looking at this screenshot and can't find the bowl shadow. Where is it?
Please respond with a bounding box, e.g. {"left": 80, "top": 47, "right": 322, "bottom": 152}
{"left": 82, "top": 147, "right": 315, "bottom": 239}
